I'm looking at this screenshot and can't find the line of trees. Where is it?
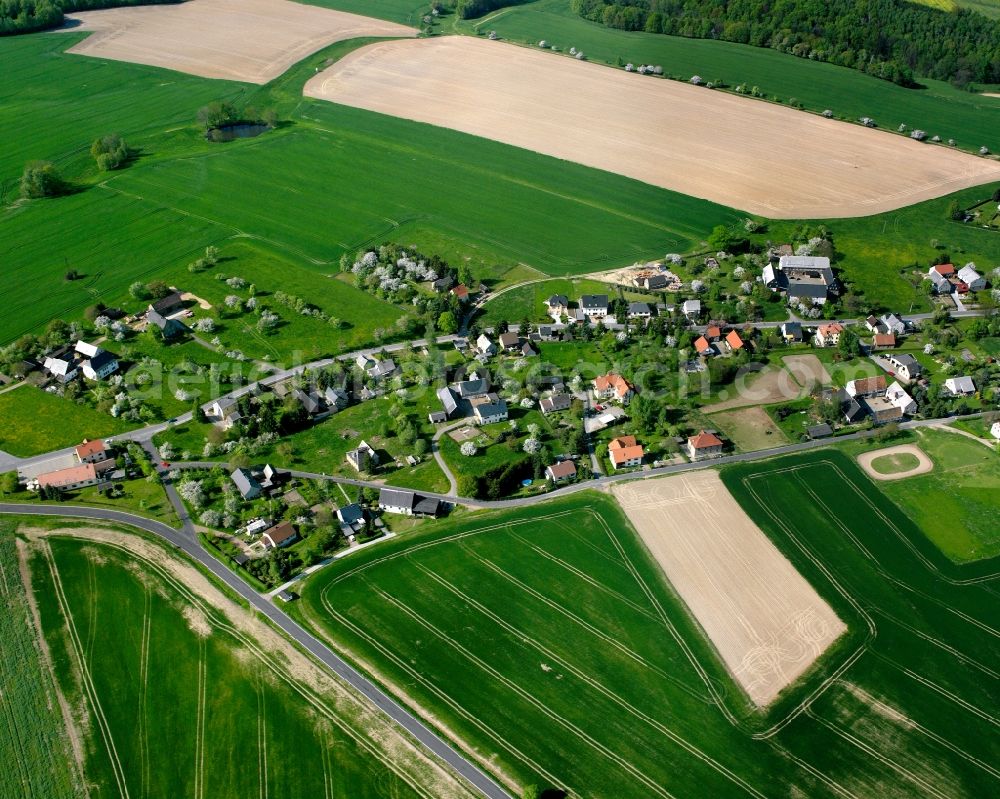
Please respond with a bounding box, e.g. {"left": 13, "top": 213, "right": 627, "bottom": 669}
{"left": 571, "top": 0, "right": 1000, "bottom": 88}
{"left": 1, "top": 0, "right": 175, "bottom": 36}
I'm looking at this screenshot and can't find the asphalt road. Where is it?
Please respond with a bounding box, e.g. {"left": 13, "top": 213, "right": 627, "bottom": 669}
{"left": 0, "top": 500, "right": 513, "bottom": 799}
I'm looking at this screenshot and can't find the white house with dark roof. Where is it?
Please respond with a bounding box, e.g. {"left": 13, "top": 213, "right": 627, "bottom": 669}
{"left": 579, "top": 294, "right": 609, "bottom": 318}
{"left": 475, "top": 334, "right": 496, "bottom": 357}
{"left": 471, "top": 393, "right": 508, "bottom": 424}
{"left": 546, "top": 460, "right": 577, "bottom": 483}
{"left": 682, "top": 299, "right": 701, "bottom": 319}
{"left": 957, "top": 264, "right": 986, "bottom": 291}
{"left": 231, "top": 468, "right": 262, "bottom": 500}
{"left": 545, "top": 295, "right": 569, "bottom": 316}
{"left": 944, "top": 376, "right": 976, "bottom": 396}
{"left": 886, "top": 381, "right": 917, "bottom": 415}
{"left": 540, "top": 393, "right": 572, "bottom": 414}
{"left": 346, "top": 441, "right": 379, "bottom": 473}
{"left": 208, "top": 396, "right": 242, "bottom": 429}
{"left": 378, "top": 488, "right": 440, "bottom": 517}
{"left": 628, "top": 301, "right": 652, "bottom": 319}
{"left": 887, "top": 353, "right": 923, "bottom": 382}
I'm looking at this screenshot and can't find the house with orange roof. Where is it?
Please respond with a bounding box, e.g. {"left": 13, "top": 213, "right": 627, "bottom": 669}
{"left": 813, "top": 323, "right": 844, "bottom": 348}
{"left": 725, "top": 330, "right": 745, "bottom": 352}
{"left": 33, "top": 463, "right": 109, "bottom": 493}
{"left": 75, "top": 439, "right": 109, "bottom": 464}
{"left": 593, "top": 373, "right": 635, "bottom": 404}
{"left": 705, "top": 325, "right": 722, "bottom": 341}
{"left": 693, "top": 336, "right": 714, "bottom": 356}
{"left": 686, "top": 431, "right": 724, "bottom": 461}
{"left": 608, "top": 436, "right": 644, "bottom": 470}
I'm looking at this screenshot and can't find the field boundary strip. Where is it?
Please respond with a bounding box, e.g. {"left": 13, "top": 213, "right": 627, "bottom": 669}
{"left": 36, "top": 531, "right": 441, "bottom": 799}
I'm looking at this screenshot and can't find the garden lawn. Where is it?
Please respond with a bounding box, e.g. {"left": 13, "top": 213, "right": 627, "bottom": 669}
{"left": 873, "top": 427, "right": 1000, "bottom": 562}
{"left": 0, "top": 385, "right": 134, "bottom": 457}
{"left": 479, "top": 277, "right": 651, "bottom": 326}
{"left": 15, "top": 478, "right": 180, "bottom": 526}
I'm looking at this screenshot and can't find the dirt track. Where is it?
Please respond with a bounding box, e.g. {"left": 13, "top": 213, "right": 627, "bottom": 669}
{"left": 65, "top": 0, "right": 416, "bottom": 84}
{"left": 305, "top": 36, "right": 1000, "bottom": 218}
{"left": 857, "top": 444, "right": 934, "bottom": 481}
{"left": 612, "top": 471, "right": 845, "bottom": 706}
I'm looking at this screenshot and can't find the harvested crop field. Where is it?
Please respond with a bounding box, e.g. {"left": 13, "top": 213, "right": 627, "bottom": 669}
{"left": 305, "top": 37, "right": 1000, "bottom": 218}
{"left": 64, "top": 0, "right": 416, "bottom": 84}
{"left": 783, "top": 354, "right": 832, "bottom": 389}
{"left": 703, "top": 366, "right": 803, "bottom": 412}
{"left": 710, "top": 406, "right": 789, "bottom": 451}
{"left": 612, "top": 471, "right": 846, "bottom": 705}
{"left": 857, "top": 444, "right": 933, "bottom": 480}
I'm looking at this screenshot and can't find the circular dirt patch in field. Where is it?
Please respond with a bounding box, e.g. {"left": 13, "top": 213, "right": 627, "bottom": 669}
{"left": 857, "top": 444, "right": 933, "bottom": 481}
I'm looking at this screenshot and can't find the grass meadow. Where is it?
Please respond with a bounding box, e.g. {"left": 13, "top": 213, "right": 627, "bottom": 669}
{"left": 0, "top": 385, "right": 134, "bottom": 456}
{"left": 26, "top": 529, "right": 432, "bottom": 799}
{"left": 478, "top": 0, "right": 1000, "bottom": 155}
{"left": 0, "top": 527, "right": 83, "bottom": 799}
{"left": 872, "top": 428, "right": 1000, "bottom": 562}
{"left": 292, "top": 457, "right": 1000, "bottom": 798}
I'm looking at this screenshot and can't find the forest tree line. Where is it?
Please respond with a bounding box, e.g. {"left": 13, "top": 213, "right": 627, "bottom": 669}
{"left": 1, "top": 0, "right": 175, "bottom": 36}
{"left": 571, "top": 0, "right": 1000, "bottom": 87}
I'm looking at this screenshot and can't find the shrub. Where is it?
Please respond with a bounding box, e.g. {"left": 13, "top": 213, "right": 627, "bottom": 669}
{"left": 20, "top": 161, "right": 64, "bottom": 199}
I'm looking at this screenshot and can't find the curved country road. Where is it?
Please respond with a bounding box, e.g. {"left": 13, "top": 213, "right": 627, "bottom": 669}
{"left": 0, "top": 501, "right": 513, "bottom": 799}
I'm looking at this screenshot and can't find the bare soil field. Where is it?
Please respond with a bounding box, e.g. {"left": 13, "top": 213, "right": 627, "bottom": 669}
{"left": 710, "top": 406, "right": 789, "bottom": 451}
{"left": 703, "top": 366, "right": 803, "bottom": 413}
{"left": 612, "top": 471, "right": 846, "bottom": 705}
{"left": 65, "top": 0, "right": 416, "bottom": 84}
{"left": 305, "top": 37, "right": 1000, "bottom": 218}
{"left": 857, "top": 444, "right": 934, "bottom": 480}
{"left": 783, "top": 354, "right": 832, "bottom": 389}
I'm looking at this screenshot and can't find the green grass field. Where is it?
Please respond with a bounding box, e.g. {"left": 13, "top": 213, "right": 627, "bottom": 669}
{"left": 0, "top": 527, "right": 83, "bottom": 799}
{"left": 24, "top": 526, "right": 461, "bottom": 799}
{"left": 479, "top": 0, "right": 1000, "bottom": 153}
{"left": 290, "top": 456, "right": 1000, "bottom": 797}
{"left": 910, "top": 0, "right": 1000, "bottom": 19}
{"left": 0, "top": 385, "right": 134, "bottom": 456}
{"left": 870, "top": 451, "right": 921, "bottom": 474}
{"left": 872, "top": 428, "right": 1000, "bottom": 562}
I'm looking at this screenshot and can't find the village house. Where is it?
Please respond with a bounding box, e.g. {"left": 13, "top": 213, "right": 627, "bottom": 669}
{"left": 151, "top": 291, "right": 185, "bottom": 317}
{"left": 33, "top": 463, "right": 108, "bottom": 493}
{"left": 337, "top": 503, "right": 365, "bottom": 529}
{"left": 475, "top": 334, "right": 496, "bottom": 357}
{"left": 687, "top": 431, "right": 724, "bottom": 460}
{"left": 368, "top": 359, "right": 397, "bottom": 381}
{"left": 346, "top": 441, "right": 379, "bottom": 472}
{"left": 593, "top": 373, "right": 635, "bottom": 404}
{"left": 813, "top": 323, "right": 844, "bottom": 347}
{"left": 763, "top": 255, "right": 836, "bottom": 305}
{"left": 293, "top": 388, "right": 323, "bottom": 416}
{"left": 693, "top": 336, "right": 714, "bottom": 357}
{"left": 608, "top": 436, "right": 644, "bottom": 470}
{"left": 323, "top": 386, "right": 349, "bottom": 411}
{"left": 957, "top": 264, "right": 986, "bottom": 291}
{"left": 208, "top": 396, "right": 242, "bottom": 429}
{"left": 42, "top": 345, "right": 79, "bottom": 383}
{"left": 453, "top": 375, "right": 490, "bottom": 399}
{"left": 928, "top": 263, "right": 955, "bottom": 281}
{"left": 540, "top": 393, "right": 572, "bottom": 414}
{"left": 545, "top": 460, "right": 577, "bottom": 483}
{"left": 628, "top": 301, "right": 652, "bottom": 320}
{"left": 499, "top": 332, "right": 520, "bottom": 352}
{"left": 580, "top": 294, "right": 609, "bottom": 319}
{"left": 705, "top": 325, "right": 722, "bottom": 342}
{"left": 886, "top": 381, "right": 918, "bottom": 415}
{"left": 436, "top": 386, "right": 459, "bottom": 418}
{"left": 146, "top": 306, "right": 186, "bottom": 339}
{"left": 886, "top": 353, "right": 923, "bottom": 382}
{"left": 864, "top": 394, "right": 905, "bottom": 425}
{"left": 431, "top": 275, "right": 454, "bottom": 293}
{"left": 521, "top": 341, "right": 537, "bottom": 357}
{"left": 725, "top": 330, "right": 745, "bottom": 353}
{"left": 928, "top": 268, "right": 952, "bottom": 294}
{"left": 261, "top": 521, "right": 297, "bottom": 550}
{"left": 682, "top": 299, "right": 701, "bottom": 320}
{"left": 451, "top": 284, "right": 470, "bottom": 302}
{"left": 378, "top": 487, "right": 441, "bottom": 517}
{"left": 76, "top": 341, "right": 119, "bottom": 381}
{"left": 846, "top": 375, "right": 887, "bottom": 398}
{"left": 780, "top": 322, "right": 803, "bottom": 343}
{"left": 231, "top": 467, "right": 262, "bottom": 500}
{"left": 842, "top": 399, "right": 867, "bottom": 424}
{"left": 471, "top": 393, "right": 508, "bottom": 424}
{"left": 545, "top": 295, "right": 569, "bottom": 316}
{"left": 944, "top": 376, "right": 976, "bottom": 396}
{"left": 871, "top": 333, "right": 896, "bottom": 350}
{"left": 640, "top": 274, "right": 668, "bottom": 290}
{"left": 75, "top": 438, "right": 110, "bottom": 465}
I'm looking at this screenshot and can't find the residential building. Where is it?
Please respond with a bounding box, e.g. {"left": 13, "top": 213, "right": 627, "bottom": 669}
{"left": 886, "top": 381, "right": 917, "bottom": 415}
{"left": 471, "top": 393, "right": 508, "bottom": 424}
{"left": 451, "top": 284, "right": 470, "bottom": 302}
{"left": 944, "top": 376, "right": 976, "bottom": 396}
{"left": 540, "top": 393, "right": 572, "bottom": 414}
{"left": 807, "top": 423, "right": 834, "bottom": 440}
{"left": 593, "top": 373, "right": 635, "bottom": 404}
{"left": 865, "top": 395, "right": 904, "bottom": 425}
{"left": 881, "top": 314, "right": 906, "bottom": 336}
{"left": 845, "top": 376, "right": 887, "bottom": 398}
{"left": 378, "top": 488, "right": 440, "bottom": 517}
{"left": 871, "top": 333, "right": 896, "bottom": 350}
{"left": 75, "top": 439, "right": 109, "bottom": 464}
{"left": 431, "top": 275, "right": 455, "bottom": 292}
{"left": 814, "top": 323, "right": 844, "bottom": 347}
{"left": 780, "top": 322, "right": 803, "bottom": 343}
{"left": 262, "top": 521, "right": 297, "bottom": 549}
{"left": 34, "top": 463, "right": 107, "bottom": 493}
{"left": 208, "top": 396, "right": 242, "bottom": 429}
{"left": 231, "top": 468, "right": 262, "bottom": 500}
{"left": 608, "top": 436, "right": 644, "bottom": 470}
{"left": 42, "top": 346, "right": 79, "bottom": 382}
{"left": 76, "top": 342, "right": 118, "bottom": 381}
{"left": 369, "top": 359, "right": 397, "bottom": 380}
{"left": 453, "top": 376, "right": 490, "bottom": 399}
{"left": 928, "top": 270, "right": 951, "bottom": 294}
{"left": 545, "top": 295, "right": 569, "bottom": 316}
{"left": 324, "top": 386, "right": 349, "bottom": 411}
{"left": 957, "top": 264, "right": 986, "bottom": 291}
{"left": 682, "top": 299, "right": 701, "bottom": 319}
{"left": 641, "top": 274, "right": 668, "bottom": 290}
{"left": 705, "top": 325, "right": 722, "bottom": 342}
{"left": 693, "top": 336, "right": 714, "bottom": 356}
{"left": 337, "top": 503, "right": 365, "bottom": 527}
{"left": 686, "top": 431, "right": 724, "bottom": 460}
{"left": 499, "top": 332, "right": 520, "bottom": 351}
{"left": 259, "top": 464, "right": 287, "bottom": 493}
{"left": 580, "top": 294, "right": 609, "bottom": 318}
{"left": 521, "top": 342, "right": 537, "bottom": 357}
{"left": 151, "top": 291, "right": 185, "bottom": 317}
{"left": 546, "top": 460, "right": 577, "bottom": 483}
{"left": 293, "top": 389, "right": 322, "bottom": 416}
{"left": 437, "top": 386, "right": 459, "bottom": 417}
{"left": 725, "top": 330, "right": 745, "bottom": 352}
{"left": 928, "top": 263, "right": 955, "bottom": 279}
{"left": 887, "top": 353, "right": 923, "bottom": 382}
{"left": 146, "top": 306, "right": 186, "bottom": 339}
{"left": 475, "top": 334, "right": 496, "bottom": 357}
{"left": 355, "top": 353, "right": 375, "bottom": 371}
{"left": 843, "top": 399, "right": 866, "bottom": 424}
{"left": 346, "top": 441, "right": 379, "bottom": 472}
{"left": 627, "top": 301, "right": 652, "bottom": 319}
{"left": 763, "top": 255, "right": 837, "bottom": 305}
